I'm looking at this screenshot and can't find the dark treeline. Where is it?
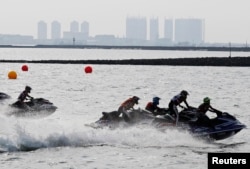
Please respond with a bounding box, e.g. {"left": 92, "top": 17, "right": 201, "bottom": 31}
{"left": 1, "top": 57, "right": 250, "bottom": 66}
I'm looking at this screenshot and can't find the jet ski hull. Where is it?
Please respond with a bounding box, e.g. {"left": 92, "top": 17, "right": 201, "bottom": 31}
{"left": 189, "top": 118, "right": 246, "bottom": 141}
{"left": 92, "top": 109, "right": 246, "bottom": 141}
{"left": 0, "top": 92, "right": 10, "bottom": 100}
{"left": 9, "top": 98, "right": 57, "bottom": 118}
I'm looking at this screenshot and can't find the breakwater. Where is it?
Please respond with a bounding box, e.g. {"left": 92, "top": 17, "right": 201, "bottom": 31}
{"left": 1, "top": 57, "right": 250, "bottom": 66}
{"left": 1, "top": 44, "right": 250, "bottom": 52}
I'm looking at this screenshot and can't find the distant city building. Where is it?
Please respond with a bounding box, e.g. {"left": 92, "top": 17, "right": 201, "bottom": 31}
{"left": 31, "top": 17, "right": 208, "bottom": 46}
{"left": 0, "top": 34, "right": 34, "bottom": 45}
{"left": 81, "top": 21, "right": 89, "bottom": 39}
{"left": 37, "top": 21, "right": 47, "bottom": 40}
{"left": 51, "top": 21, "right": 61, "bottom": 40}
{"left": 70, "top": 21, "right": 79, "bottom": 33}
{"left": 94, "top": 34, "right": 116, "bottom": 45}
{"left": 62, "top": 21, "right": 88, "bottom": 43}
{"left": 63, "top": 31, "right": 88, "bottom": 41}
{"left": 164, "top": 19, "right": 173, "bottom": 42}
{"left": 149, "top": 18, "right": 159, "bottom": 41}
{"left": 175, "top": 18, "right": 204, "bottom": 44}
{"left": 126, "top": 17, "right": 147, "bottom": 40}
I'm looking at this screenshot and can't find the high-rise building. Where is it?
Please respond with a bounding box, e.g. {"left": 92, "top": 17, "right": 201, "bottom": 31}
{"left": 150, "top": 18, "right": 159, "bottom": 41}
{"left": 164, "top": 19, "right": 173, "bottom": 41}
{"left": 70, "top": 21, "right": 79, "bottom": 33}
{"left": 63, "top": 21, "right": 88, "bottom": 42}
{"left": 126, "top": 17, "right": 147, "bottom": 40}
{"left": 51, "top": 21, "right": 61, "bottom": 39}
{"left": 174, "top": 18, "right": 204, "bottom": 44}
{"left": 37, "top": 21, "right": 47, "bottom": 40}
{"left": 81, "top": 21, "right": 89, "bottom": 39}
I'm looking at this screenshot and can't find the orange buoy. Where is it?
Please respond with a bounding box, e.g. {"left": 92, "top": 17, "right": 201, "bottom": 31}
{"left": 8, "top": 71, "right": 17, "bottom": 79}
{"left": 22, "top": 65, "right": 29, "bottom": 71}
{"left": 84, "top": 66, "right": 93, "bottom": 73}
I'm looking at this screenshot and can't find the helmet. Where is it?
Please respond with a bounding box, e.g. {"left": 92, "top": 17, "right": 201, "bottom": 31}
{"left": 180, "top": 90, "right": 189, "bottom": 96}
{"left": 25, "top": 86, "right": 32, "bottom": 91}
{"left": 132, "top": 96, "right": 140, "bottom": 104}
{"left": 153, "top": 96, "right": 160, "bottom": 105}
{"left": 153, "top": 97, "right": 160, "bottom": 102}
{"left": 132, "top": 96, "right": 140, "bottom": 101}
{"left": 203, "top": 97, "right": 211, "bottom": 104}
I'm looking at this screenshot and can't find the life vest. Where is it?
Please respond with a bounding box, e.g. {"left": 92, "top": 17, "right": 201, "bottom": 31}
{"left": 171, "top": 94, "right": 186, "bottom": 105}
{"left": 146, "top": 102, "right": 159, "bottom": 112}
{"left": 120, "top": 98, "right": 135, "bottom": 111}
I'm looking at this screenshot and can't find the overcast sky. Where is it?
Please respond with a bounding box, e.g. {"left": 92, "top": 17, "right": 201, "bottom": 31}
{"left": 0, "top": 0, "right": 249, "bottom": 43}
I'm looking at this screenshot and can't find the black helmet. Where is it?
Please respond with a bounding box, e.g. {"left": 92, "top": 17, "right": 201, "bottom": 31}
{"left": 25, "top": 86, "right": 32, "bottom": 91}
{"left": 180, "top": 90, "right": 189, "bottom": 96}
{"left": 132, "top": 96, "right": 140, "bottom": 104}
{"left": 132, "top": 96, "right": 140, "bottom": 100}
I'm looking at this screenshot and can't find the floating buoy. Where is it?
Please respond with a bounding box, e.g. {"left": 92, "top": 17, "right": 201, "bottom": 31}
{"left": 22, "top": 65, "right": 29, "bottom": 71}
{"left": 84, "top": 66, "right": 93, "bottom": 73}
{"left": 8, "top": 71, "right": 17, "bottom": 79}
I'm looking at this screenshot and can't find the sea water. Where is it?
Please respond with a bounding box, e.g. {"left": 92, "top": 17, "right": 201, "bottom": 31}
{"left": 0, "top": 48, "right": 249, "bottom": 169}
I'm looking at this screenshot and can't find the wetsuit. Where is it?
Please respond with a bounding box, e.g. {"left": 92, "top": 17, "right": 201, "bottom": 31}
{"left": 196, "top": 103, "right": 222, "bottom": 127}
{"left": 18, "top": 90, "right": 31, "bottom": 102}
{"left": 168, "top": 94, "right": 189, "bottom": 125}
{"left": 169, "top": 94, "right": 189, "bottom": 116}
{"left": 15, "top": 90, "right": 32, "bottom": 109}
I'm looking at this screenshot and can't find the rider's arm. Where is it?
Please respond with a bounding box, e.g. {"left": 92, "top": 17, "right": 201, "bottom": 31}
{"left": 184, "top": 100, "right": 189, "bottom": 108}
{"left": 156, "top": 106, "right": 163, "bottom": 111}
{"left": 26, "top": 94, "right": 34, "bottom": 100}
{"left": 178, "top": 104, "right": 185, "bottom": 109}
{"left": 209, "top": 105, "right": 222, "bottom": 116}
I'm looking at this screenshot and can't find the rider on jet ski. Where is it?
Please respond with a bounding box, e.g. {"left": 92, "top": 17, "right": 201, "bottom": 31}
{"left": 145, "top": 96, "right": 166, "bottom": 116}
{"left": 168, "top": 90, "right": 190, "bottom": 125}
{"left": 196, "top": 97, "right": 222, "bottom": 127}
{"left": 16, "top": 86, "right": 33, "bottom": 109}
{"left": 117, "top": 96, "right": 140, "bottom": 122}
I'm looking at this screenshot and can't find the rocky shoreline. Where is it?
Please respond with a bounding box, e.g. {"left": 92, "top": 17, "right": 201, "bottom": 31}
{"left": 1, "top": 57, "right": 250, "bottom": 66}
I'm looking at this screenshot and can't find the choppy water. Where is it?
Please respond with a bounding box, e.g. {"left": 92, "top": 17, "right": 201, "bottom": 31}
{"left": 1, "top": 47, "right": 250, "bottom": 60}
{"left": 0, "top": 48, "right": 249, "bottom": 169}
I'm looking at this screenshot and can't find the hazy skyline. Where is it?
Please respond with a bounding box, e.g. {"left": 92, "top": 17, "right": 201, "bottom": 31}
{"left": 1, "top": 0, "right": 249, "bottom": 43}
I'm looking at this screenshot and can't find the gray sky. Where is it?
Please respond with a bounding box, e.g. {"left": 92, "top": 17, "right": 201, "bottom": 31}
{"left": 0, "top": 0, "right": 249, "bottom": 43}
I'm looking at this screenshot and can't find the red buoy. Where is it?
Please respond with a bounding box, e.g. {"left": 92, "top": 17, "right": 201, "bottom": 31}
{"left": 22, "top": 65, "right": 29, "bottom": 71}
{"left": 84, "top": 66, "right": 93, "bottom": 73}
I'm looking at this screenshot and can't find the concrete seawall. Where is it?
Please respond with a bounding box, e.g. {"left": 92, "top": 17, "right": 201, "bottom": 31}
{"left": 1, "top": 45, "right": 250, "bottom": 52}
{"left": 1, "top": 57, "right": 250, "bottom": 66}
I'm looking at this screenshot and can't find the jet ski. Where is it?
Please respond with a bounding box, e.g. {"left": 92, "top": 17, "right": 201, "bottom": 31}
{"left": 153, "top": 107, "right": 246, "bottom": 140}
{"left": 89, "top": 107, "right": 246, "bottom": 141}
{"left": 0, "top": 92, "right": 10, "bottom": 100}
{"left": 9, "top": 98, "right": 57, "bottom": 118}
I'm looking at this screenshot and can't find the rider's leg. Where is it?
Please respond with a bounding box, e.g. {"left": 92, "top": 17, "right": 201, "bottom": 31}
{"left": 173, "top": 105, "right": 179, "bottom": 126}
